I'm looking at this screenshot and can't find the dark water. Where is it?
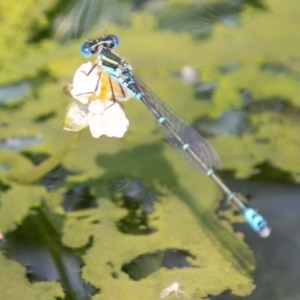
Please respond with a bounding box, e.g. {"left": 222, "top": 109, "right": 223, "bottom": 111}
{"left": 212, "top": 178, "right": 300, "bottom": 300}
{"left": 0, "top": 81, "right": 31, "bottom": 104}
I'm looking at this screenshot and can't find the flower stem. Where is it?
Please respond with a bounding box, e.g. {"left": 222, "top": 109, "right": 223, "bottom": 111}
{"left": 11, "top": 132, "right": 81, "bottom": 184}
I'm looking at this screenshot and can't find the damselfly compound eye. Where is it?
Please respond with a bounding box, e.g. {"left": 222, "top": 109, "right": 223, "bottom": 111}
{"left": 105, "top": 34, "right": 119, "bottom": 49}
{"left": 80, "top": 42, "right": 92, "bottom": 57}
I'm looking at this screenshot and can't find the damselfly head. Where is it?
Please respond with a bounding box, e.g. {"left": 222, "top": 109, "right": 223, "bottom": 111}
{"left": 80, "top": 34, "right": 120, "bottom": 57}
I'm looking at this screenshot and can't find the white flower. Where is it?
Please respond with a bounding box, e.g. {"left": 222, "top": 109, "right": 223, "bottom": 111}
{"left": 64, "top": 62, "right": 131, "bottom": 138}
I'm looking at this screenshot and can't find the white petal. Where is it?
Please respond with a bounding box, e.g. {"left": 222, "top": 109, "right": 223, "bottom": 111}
{"left": 63, "top": 100, "right": 89, "bottom": 132}
{"left": 87, "top": 101, "right": 129, "bottom": 138}
{"left": 88, "top": 99, "right": 107, "bottom": 115}
{"left": 70, "top": 62, "right": 101, "bottom": 104}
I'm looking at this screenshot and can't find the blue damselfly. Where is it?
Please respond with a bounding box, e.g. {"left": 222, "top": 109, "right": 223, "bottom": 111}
{"left": 79, "top": 34, "right": 271, "bottom": 238}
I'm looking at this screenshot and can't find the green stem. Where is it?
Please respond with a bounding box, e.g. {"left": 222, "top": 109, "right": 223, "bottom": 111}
{"left": 11, "top": 132, "right": 81, "bottom": 184}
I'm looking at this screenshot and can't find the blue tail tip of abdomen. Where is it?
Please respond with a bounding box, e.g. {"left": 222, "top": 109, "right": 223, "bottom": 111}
{"left": 243, "top": 207, "right": 271, "bottom": 238}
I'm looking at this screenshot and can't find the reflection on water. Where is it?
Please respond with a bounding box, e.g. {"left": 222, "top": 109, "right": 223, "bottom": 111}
{"left": 0, "top": 81, "right": 31, "bottom": 103}
{"left": 122, "top": 248, "right": 195, "bottom": 280}
{"left": 52, "top": 0, "right": 267, "bottom": 41}
{"left": 0, "top": 135, "right": 43, "bottom": 150}
{"left": 212, "top": 178, "right": 300, "bottom": 300}
{"left": 155, "top": 0, "right": 266, "bottom": 38}
{"left": 194, "top": 110, "right": 247, "bottom": 137}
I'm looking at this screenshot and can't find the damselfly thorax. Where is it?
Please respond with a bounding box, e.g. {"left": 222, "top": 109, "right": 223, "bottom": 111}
{"left": 85, "top": 67, "right": 129, "bottom": 103}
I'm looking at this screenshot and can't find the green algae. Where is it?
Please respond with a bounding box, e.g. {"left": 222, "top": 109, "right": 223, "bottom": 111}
{"left": 0, "top": 0, "right": 300, "bottom": 298}
{"left": 0, "top": 184, "right": 45, "bottom": 232}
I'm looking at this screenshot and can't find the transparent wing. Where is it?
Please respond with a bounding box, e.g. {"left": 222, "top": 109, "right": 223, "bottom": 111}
{"left": 134, "top": 76, "right": 221, "bottom": 173}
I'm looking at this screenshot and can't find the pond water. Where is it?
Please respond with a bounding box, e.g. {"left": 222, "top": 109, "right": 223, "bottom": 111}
{"left": 213, "top": 177, "right": 300, "bottom": 300}
{"left": 0, "top": 0, "right": 299, "bottom": 299}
